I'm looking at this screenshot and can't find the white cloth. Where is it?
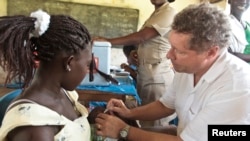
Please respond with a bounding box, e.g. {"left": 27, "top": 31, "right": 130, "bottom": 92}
{"left": 229, "top": 15, "right": 248, "bottom": 53}
{"left": 0, "top": 90, "right": 91, "bottom": 141}
{"left": 159, "top": 50, "right": 250, "bottom": 141}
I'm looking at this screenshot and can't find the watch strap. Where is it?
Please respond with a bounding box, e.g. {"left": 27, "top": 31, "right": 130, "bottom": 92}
{"left": 119, "top": 125, "right": 130, "bottom": 141}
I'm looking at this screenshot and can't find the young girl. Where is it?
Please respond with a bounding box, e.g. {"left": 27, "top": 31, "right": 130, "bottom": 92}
{"left": 0, "top": 10, "right": 92, "bottom": 141}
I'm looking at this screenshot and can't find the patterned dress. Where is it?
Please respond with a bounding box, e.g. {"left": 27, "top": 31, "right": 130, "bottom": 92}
{"left": 0, "top": 90, "right": 91, "bottom": 141}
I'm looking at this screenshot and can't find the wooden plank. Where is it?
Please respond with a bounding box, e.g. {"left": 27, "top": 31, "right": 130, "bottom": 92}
{"left": 76, "top": 90, "right": 126, "bottom": 107}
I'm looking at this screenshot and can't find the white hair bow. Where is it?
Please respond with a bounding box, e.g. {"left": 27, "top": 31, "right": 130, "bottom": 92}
{"left": 30, "top": 9, "right": 50, "bottom": 38}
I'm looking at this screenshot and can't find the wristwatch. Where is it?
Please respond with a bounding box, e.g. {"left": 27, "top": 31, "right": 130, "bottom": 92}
{"left": 119, "top": 125, "right": 130, "bottom": 141}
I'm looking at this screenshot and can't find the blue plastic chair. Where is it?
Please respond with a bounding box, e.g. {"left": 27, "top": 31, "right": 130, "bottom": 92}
{"left": 0, "top": 89, "right": 22, "bottom": 126}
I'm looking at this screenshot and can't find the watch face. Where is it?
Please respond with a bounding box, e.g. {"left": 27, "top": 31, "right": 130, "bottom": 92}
{"left": 120, "top": 130, "right": 128, "bottom": 138}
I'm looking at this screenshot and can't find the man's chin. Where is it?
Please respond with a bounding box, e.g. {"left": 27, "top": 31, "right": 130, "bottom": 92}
{"left": 173, "top": 67, "right": 182, "bottom": 73}
{"left": 173, "top": 67, "right": 189, "bottom": 73}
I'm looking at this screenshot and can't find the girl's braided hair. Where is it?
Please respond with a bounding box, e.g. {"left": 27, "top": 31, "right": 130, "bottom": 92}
{"left": 0, "top": 11, "right": 91, "bottom": 87}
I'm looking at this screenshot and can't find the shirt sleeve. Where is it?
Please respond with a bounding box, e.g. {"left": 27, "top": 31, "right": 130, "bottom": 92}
{"left": 146, "top": 6, "right": 176, "bottom": 36}
{"left": 159, "top": 76, "right": 176, "bottom": 109}
{"left": 229, "top": 15, "right": 248, "bottom": 53}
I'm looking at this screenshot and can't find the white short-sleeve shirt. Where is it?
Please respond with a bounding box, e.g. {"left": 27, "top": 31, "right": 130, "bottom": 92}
{"left": 160, "top": 50, "right": 250, "bottom": 141}
{"left": 229, "top": 15, "right": 248, "bottom": 53}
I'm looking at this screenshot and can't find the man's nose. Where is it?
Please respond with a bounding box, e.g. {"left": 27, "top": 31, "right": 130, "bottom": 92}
{"left": 167, "top": 48, "right": 174, "bottom": 59}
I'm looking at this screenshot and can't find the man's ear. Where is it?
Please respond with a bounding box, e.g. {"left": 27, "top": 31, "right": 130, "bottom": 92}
{"left": 207, "top": 46, "right": 219, "bottom": 58}
{"left": 63, "top": 55, "right": 74, "bottom": 72}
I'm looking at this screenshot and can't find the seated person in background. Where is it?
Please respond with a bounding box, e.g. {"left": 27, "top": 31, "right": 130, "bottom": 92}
{"left": 228, "top": 0, "right": 250, "bottom": 62}
{"left": 0, "top": 10, "right": 92, "bottom": 141}
{"left": 120, "top": 45, "right": 138, "bottom": 82}
{"left": 94, "top": 3, "right": 250, "bottom": 141}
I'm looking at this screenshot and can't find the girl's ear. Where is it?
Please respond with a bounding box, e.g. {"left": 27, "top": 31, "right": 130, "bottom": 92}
{"left": 63, "top": 55, "right": 74, "bottom": 72}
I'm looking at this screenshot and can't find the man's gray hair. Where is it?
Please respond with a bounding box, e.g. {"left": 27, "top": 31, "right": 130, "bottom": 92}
{"left": 171, "top": 2, "right": 231, "bottom": 52}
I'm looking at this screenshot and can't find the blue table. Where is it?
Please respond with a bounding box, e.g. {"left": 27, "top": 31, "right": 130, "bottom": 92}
{"left": 77, "top": 84, "right": 140, "bottom": 104}
{"left": 0, "top": 79, "right": 141, "bottom": 125}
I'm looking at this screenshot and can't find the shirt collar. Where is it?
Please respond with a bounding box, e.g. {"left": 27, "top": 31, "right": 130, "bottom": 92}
{"left": 156, "top": 2, "right": 169, "bottom": 12}
{"left": 199, "top": 49, "right": 228, "bottom": 84}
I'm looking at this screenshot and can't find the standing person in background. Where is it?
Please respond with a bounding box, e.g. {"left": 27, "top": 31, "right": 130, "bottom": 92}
{"left": 228, "top": 0, "right": 250, "bottom": 62}
{"left": 0, "top": 10, "right": 92, "bottom": 141}
{"left": 120, "top": 44, "right": 138, "bottom": 84}
{"left": 95, "top": 3, "right": 250, "bottom": 141}
{"left": 95, "top": 0, "right": 177, "bottom": 127}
